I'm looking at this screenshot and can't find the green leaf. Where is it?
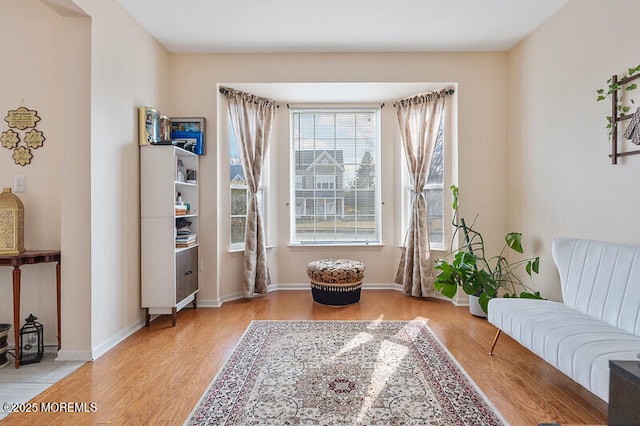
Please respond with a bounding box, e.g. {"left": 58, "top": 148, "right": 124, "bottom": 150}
{"left": 440, "top": 283, "right": 458, "bottom": 299}
{"left": 627, "top": 83, "right": 637, "bottom": 91}
{"left": 505, "top": 232, "right": 524, "bottom": 253}
{"left": 519, "top": 291, "right": 543, "bottom": 299}
{"left": 451, "top": 185, "right": 459, "bottom": 210}
{"left": 597, "top": 95, "right": 606, "bottom": 101}
{"left": 478, "top": 292, "right": 492, "bottom": 314}
{"left": 597, "top": 88, "right": 605, "bottom": 94}
{"left": 524, "top": 258, "right": 540, "bottom": 276}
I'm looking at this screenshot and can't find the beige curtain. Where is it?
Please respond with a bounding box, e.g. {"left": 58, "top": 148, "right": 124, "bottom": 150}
{"left": 394, "top": 89, "right": 448, "bottom": 297}
{"left": 221, "top": 87, "right": 276, "bottom": 297}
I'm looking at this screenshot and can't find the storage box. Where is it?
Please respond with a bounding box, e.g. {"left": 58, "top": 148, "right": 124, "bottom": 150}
{"left": 171, "top": 131, "right": 204, "bottom": 155}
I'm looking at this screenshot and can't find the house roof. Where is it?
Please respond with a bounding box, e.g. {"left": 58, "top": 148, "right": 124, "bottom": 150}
{"left": 295, "top": 150, "right": 344, "bottom": 172}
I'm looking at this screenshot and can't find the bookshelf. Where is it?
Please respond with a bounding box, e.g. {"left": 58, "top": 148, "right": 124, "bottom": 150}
{"left": 140, "top": 145, "right": 199, "bottom": 326}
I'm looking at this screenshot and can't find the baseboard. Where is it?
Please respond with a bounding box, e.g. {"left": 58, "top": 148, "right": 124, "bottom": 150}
{"left": 55, "top": 349, "right": 94, "bottom": 362}
{"left": 195, "top": 299, "right": 223, "bottom": 308}
{"left": 190, "top": 285, "right": 460, "bottom": 309}
{"left": 89, "top": 318, "right": 146, "bottom": 361}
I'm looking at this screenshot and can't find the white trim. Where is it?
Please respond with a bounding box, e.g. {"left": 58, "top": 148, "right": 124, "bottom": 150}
{"left": 195, "top": 286, "right": 466, "bottom": 308}
{"left": 89, "top": 318, "right": 146, "bottom": 361}
{"left": 56, "top": 349, "right": 94, "bottom": 362}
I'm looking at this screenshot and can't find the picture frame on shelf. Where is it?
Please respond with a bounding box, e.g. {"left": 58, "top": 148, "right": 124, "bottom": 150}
{"left": 171, "top": 116, "right": 205, "bottom": 155}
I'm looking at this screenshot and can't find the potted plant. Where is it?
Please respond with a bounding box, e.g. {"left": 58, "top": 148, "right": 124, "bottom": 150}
{"left": 433, "top": 185, "right": 543, "bottom": 316}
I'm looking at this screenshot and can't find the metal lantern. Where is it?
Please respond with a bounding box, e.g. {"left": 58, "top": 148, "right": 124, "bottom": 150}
{"left": 0, "top": 323, "right": 10, "bottom": 369}
{"left": 0, "top": 187, "right": 25, "bottom": 255}
{"left": 19, "top": 314, "right": 43, "bottom": 365}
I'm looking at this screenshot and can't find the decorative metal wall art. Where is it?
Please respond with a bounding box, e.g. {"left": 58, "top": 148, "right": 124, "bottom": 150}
{"left": 1, "top": 106, "right": 45, "bottom": 166}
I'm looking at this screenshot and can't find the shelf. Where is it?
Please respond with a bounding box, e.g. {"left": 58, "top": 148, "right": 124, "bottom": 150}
{"left": 175, "top": 181, "right": 197, "bottom": 187}
{"left": 175, "top": 244, "right": 198, "bottom": 253}
{"left": 141, "top": 143, "right": 200, "bottom": 327}
{"left": 609, "top": 72, "right": 640, "bottom": 164}
{"left": 175, "top": 213, "right": 198, "bottom": 219}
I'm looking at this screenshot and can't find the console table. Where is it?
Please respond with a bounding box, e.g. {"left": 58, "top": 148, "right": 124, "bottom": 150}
{"left": 0, "top": 250, "right": 61, "bottom": 368}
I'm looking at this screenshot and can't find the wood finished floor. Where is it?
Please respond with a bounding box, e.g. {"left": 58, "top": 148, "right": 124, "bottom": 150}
{"left": 2, "top": 290, "right": 607, "bottom": 425}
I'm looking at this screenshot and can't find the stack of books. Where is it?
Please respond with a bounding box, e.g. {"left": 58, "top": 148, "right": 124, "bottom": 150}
{"left": 176, "top": 233, "right": 197, "bottom": 248}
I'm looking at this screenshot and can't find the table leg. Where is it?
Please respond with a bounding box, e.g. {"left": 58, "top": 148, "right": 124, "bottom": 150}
{"left": 12, "top": 266, "right": 21, "bottom": 369}
{"left": 56, "top": 261, "right": 61, "bottom": 351}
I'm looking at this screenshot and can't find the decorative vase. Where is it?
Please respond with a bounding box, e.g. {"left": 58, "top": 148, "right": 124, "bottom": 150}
{"left": 0, "top": 187, "right": 25, "bottom": 255}
{"left": 468, "top": 294, "right": 487, "bottom": 318}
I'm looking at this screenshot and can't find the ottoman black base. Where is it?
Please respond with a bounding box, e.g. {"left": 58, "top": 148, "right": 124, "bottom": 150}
{"left": 311, "top": 284, "right": 362, "bottom": 306}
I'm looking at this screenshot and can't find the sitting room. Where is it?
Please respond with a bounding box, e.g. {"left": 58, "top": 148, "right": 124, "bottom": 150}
{"left": 1, "top": 0, "right": 639, "bottom": 424}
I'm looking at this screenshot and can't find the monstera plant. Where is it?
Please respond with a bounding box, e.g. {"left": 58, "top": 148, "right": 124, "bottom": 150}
{"left": 433, "top": 185, "right": 543, "bottom": 314}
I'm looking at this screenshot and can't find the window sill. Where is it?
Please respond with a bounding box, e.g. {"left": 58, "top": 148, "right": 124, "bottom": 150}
{"left": 395, "top": 244, "right": 446, "bottom": 253}
{"left": 228, "top": 245, "right": 275, "bottom": 254}
{"left": 288, "top": 243, "right": 385, "bottom": 249}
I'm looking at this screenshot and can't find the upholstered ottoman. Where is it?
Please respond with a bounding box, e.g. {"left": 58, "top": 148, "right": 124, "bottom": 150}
{"left": 306, "top": 259, "right": 366, "bottom": 306}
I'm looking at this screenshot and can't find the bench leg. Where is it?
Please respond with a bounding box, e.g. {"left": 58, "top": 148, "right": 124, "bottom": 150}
{"left": 489, "top": 329, "right": 501, "bottom": 355}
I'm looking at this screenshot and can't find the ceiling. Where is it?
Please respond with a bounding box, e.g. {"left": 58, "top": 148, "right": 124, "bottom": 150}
{"left": 116, "top": 0, "right": 569, "bottom": 54}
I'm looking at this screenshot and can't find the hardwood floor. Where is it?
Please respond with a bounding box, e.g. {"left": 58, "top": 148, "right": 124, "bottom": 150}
{"left": 2, "top": 290, "right": 607, "bottom": 425}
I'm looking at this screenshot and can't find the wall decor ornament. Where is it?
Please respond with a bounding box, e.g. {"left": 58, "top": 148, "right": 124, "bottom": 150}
{"left": 4, "top": 107, "right": 40, "bottom": 129}
{"left": 12, "top": 146, "right": 33, "bottom": 166}
{"left": 0, "top": 129, "right": 19, "bottom": 149}
{"left": 1, "top": 106, "right": 45, "bottom": 166}
{"left": 24, "top": 129, "right": 45, "bottom": 149}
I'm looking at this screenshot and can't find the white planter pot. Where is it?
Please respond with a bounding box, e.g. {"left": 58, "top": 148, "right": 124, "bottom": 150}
{"left": 468, "top": 295, "right": 487, "bottom": 318}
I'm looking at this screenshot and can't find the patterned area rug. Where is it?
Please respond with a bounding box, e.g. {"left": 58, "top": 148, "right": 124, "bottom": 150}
{"left": 185, "top": 320, "right": 506, "bottom": 425}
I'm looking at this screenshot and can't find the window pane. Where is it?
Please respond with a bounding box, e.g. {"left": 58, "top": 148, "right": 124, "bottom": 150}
{"left": 291, "top": 109, "right": 380, "bottom": 245}
{"left": 427, "top": 118, "right": 444, "bottom": 245}
{"left": 231, "top": 188, "right": 247, "bottom": 215}
{"left": 231, "top": 217, "right": 246, "bottom": 244}
{"left": 230, "top": 123, "right": 252, "bottom": 248}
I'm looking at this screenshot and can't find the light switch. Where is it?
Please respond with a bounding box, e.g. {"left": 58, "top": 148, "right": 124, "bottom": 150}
{"left": 14, "top": 175, "right": 26, "bottom": 193}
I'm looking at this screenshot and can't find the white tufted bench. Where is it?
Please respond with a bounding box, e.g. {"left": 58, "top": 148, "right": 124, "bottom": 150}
{"left": 306, "top": 259, "right": 366, "bottom": 306}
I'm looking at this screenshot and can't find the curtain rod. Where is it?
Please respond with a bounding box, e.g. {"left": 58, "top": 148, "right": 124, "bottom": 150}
{"left": 219, "top": 86, "right": 279, "bottom": 108}
{"left": 393, "top": 88, "right": 455, "bottom": 108}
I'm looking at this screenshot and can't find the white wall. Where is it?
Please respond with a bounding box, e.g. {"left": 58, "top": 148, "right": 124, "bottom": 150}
{"left": 0, "top": 0, "right": 170, "bottom": 360}
{"left": 71, "top": 0, "right": 171, "bottom": 358}
{"left": 168, "top": 53, "right": 508, "bottom": 305}
{"left": 507, "top": 0, "right": 640, "bottom": 301}
{"left": 0, "top": 0, "right": 65, "bottom": 348}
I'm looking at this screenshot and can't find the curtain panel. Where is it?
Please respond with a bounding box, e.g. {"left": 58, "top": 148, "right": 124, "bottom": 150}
{"left": 394, "top": 89, "right": 449, "bottom": 297}
{"left": 221, "top": 87, "right": 276, "bottom": 297}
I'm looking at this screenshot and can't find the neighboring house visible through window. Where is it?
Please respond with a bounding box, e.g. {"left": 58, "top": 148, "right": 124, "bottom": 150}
{"left": 229, "top": 125, "right": 265, "bottom": 249}
{"left": 230, "top": 162, "right": 248, "bottom": 247}
{"left": 291, "top": 108, "right": 381, "bottom": 245}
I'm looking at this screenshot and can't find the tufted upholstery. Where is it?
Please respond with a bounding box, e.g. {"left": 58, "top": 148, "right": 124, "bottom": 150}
{"left": 306, "top": 259, "right": 366, "bottom": 285}
{"left": 488, "top": 238, "right": 640, "bottom": 403}
{"left": 553, "top": 237, "right": 640, "bottom": 335}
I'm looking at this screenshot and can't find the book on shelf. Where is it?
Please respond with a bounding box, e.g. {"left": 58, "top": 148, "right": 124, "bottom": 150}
{"left": 175, "top": 233, "right": 197, "bottom": 244}
{"left": 176, "top": 241, "right": 197, "bottom": 248}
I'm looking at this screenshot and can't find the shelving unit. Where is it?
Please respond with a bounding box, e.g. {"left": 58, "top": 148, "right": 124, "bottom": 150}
{"left": 609, "top": 72, "right": 640, "bottom": 164}
{"left": 140, "top": 145, "right": 199, "bottom": 326}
